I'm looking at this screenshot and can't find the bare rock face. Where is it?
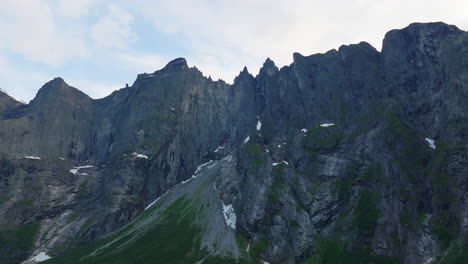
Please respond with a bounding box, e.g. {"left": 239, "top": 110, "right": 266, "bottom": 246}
{"left": 0, "top": 22, "right": 467, "bottom": 264}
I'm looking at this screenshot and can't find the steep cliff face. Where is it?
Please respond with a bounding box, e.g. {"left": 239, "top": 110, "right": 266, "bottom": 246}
{"left": 0, "top": 22, "right": 466, "bottom": 264}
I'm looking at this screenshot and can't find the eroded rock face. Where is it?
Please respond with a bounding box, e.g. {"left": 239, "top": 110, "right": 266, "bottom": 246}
{"left": 0, "top": 22, "right": 466, "bottom": 264}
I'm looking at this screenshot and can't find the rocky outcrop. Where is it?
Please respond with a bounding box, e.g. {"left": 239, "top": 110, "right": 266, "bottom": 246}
{"left": 0, "top": 22, "right": 466, "bottom": 264}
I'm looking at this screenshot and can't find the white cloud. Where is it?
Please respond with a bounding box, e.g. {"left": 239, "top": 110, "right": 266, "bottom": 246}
{"left": 0, "top": 0, "right": 467, "bottom": 101}
{"left": 91, "top": 4, "right": 136, "bottom": 49}
{"left": 56, "top": 0, "right": 97, "bottom": 18}
{"left": 132, "top": 0, "right": 468, "bottom": 82}
{"left": 113, "top": 53, "right": 169, "bottom": 73}
{"left": 64, "top": 78, "right": 124, "bottom": 99}
{"left": 0, "top": 55, "right": 51, "bottom": 102}
{"left": 0, "top": 0, "right": 88, "bottom": 66}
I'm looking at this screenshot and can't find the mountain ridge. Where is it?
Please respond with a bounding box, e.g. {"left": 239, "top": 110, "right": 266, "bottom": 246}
{"left": 0, "top": 21, "right": 466, "bottom": 264}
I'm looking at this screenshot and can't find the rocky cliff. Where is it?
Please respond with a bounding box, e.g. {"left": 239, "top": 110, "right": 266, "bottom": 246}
{"left": 0, "top": 22, "right": 466, "bottom": 264}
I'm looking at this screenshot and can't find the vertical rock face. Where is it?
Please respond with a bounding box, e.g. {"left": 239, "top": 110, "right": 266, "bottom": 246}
{"left": 0, "top": 22, "right": 467, "bottom": 264}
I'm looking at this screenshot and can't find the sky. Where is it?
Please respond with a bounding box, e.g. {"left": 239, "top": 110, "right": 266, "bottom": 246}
{"left": 0, "top": 0, "right": 467, "bottom": 102}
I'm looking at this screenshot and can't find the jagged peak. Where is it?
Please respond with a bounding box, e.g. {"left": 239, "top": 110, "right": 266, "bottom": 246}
{"left": 233, "top": 66, "right": 254, "bottom": 84}
{"left": 263, "top": 57, "right": 276, "bottom": 68}
{"left": 293, "top": 52, "right": 305, "bottom": 63}
{"left": 258, "top": 57, "right": 279, "bottom": 77}
{"left": 37, "top": 77, "right": 72, "bottom": 92}
{"left": 159, "top": 57, "right": 188, "bottom": 72}
{"left": 31, "top": 77, "right": 91, "bottom": 105}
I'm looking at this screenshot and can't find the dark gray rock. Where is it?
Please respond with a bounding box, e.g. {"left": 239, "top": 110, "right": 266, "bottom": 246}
{"left": 0, "top": 22, "right": 466, "bottom": 264}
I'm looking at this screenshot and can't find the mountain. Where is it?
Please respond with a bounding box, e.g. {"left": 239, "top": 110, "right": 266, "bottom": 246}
{"left": 0, "top": 22, "right": 467, "bottom": 264}
{"left": 0, "top": 88, "right": 24, "bottom": 118}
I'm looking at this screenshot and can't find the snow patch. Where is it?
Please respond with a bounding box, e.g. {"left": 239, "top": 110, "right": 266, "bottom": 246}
{"left": 223, "top": 155, "right": 233, "bottom": 162}
{"left": 145, "top": 158, "right": 225, "bottom": 211}
{"left": 169, "top": 107, "right": 175, "bottom": 111}
{"left": 181, "top": 160, "right": 214, "bottom": 184}
{"left": 246, "top": 244, "right": 250, "bottom": 252}
{"left": 320, "top": 123, "right": 335, "bottom": 127}
{"left": 214, "top": 146, "right": 224, "bottom": 153}
{"left": 70, "top": 165, "right": 93, "bottom": 176}
{"left": 272, "top": 161, "right": 289, "bottom": 166}
{"left": 24, "top": 156, "right": 41, "bottom": 160}
{"left": 424, "top": 138, "right": 436, "bottom": 149}
{"left": 265, "top": 149, "right": 269, "bottom": 153}
{"left": 29, "top": 252, "right": 51, "bottom": 262}
{"left": 132, "top": 153, "right": 149, "bottom": 159}
{"left": 195, "top": 160, "right": 214, "bottom": 174}
{"left": 301, "top": 128, "right": 308, "bottom": 133}
{"left": 277, "top": 145, "right": 281, "bottom": 148}
{"left": 256, "top": 120, "right": 262, "bottom": 131}
{"left": 261, "top": 261, "right": 270, "bottom": 264}
{"left": 244, "top": 136, "right": 250, "bottom": 143}
{"left": 425, "top": 257, "right": 434, "bottom": 264}
{"left": 59, "top": 157, "right": 65, "bottom": 161}
{"left": 222, "top": 203, "right": 237, "bottom": 229}
{"left": 144, "top": 190, "right": 169, "bottom": 210}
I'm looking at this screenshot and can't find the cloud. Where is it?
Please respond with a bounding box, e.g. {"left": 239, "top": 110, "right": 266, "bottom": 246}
{"left": 113, "top": 53, "right": 169, "bottom": 73}
{"left": 64, "top": 78, "right": 124, "bottom": 99}
{"left": 91, "top": 4, "right": 136, "bottom": 49}
{"left": 132, "top": 0, "right": 468, "bottom": 82}
{"left": 0, "top": 0, "right": 88, "bottom": 66}
{"left": 0, "top": 0, "right": 88, "bottom": 65}
{"left": 56, "top": 0, "right": 98, "bottom": 18}
{"left": 0, "top": 54, "right": 51, "bottom": 102}
{"left": 0, "top": 0, "right": 467, "bottom": 101}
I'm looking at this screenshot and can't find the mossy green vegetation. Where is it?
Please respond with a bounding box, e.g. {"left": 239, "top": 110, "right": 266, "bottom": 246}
{"left": 291, "top": 220, "right": 301, "bottom": 228}
{"left": 382, "top": 110, "right": 430, "bottom": 183}
{"left": 201, "top": 255, "right": 260, "bottom": 264}
{"left": 45, "top": 196, "right": 259, "bottom": 264}
{"left": 128, "top": 195, "right": 143, "bottom": 203}
{"left": 302, "top": 125, "right": 341, "bottom": 152}
{"left": 0, "top": 222, "right": 40, "bottom": 263}
{"left": 251, "top": 238, "right": 268, "bottom": 257}
{"left": 0, "top": 196, "right": 11, "bottom": 203}
{"left": 333, "top": 177, "right": 353, "bottom": 199}
{"left": 14, "top": 199, "right": 34, "bottom": 207}
{"left": 360, "top": 164, "right": 382, "bottom": 182}
{"left": 431, "top": 214, "right": 457, "bottom": 250}
{"left": 427, "top": 140, "right": 458, "bottom": 250}
{"left": 78, "top": 179, "right": 89, "bottom": 196}
{"left": 268, "top": 163, "right": 286, "bottom": 202}
{"left": 300, "top": 237, "right": 399, "bottom": 264}
{"left": 246, "top": 142, "right": 266, "bottom": 165}
{"left": 352, "top": 190, "right": 380, "bottom": 236}
{"left": 439, "top": 243, "right": 468, "bottom": 264}
{"left": 45, "top": 197, "right": 206, "bottom": 264}
{"left": 235, "top": 232, "right": 249, "bottom": 252}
